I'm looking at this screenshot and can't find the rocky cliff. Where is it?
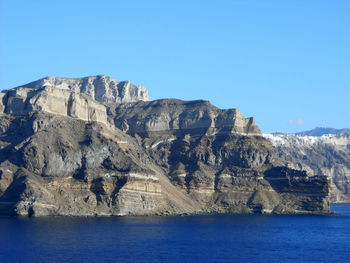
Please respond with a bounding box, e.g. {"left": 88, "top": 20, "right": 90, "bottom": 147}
{"left": 110, "top": 99, "right": 261, "bottom": 135}
{"left": 13, "top": 75, "right": 149, "bottom": 104}
{"left": 0, "top": 75, "right": 148, "bottom": 127}
{"left": 0, "top": 76, "right": 330, "bottom": 216}
{"left": 264, "top": 132, "right": 350, "bottom": 203}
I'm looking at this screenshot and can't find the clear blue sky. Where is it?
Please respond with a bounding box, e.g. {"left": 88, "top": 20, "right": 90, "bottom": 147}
{"left": 1, "top": 0, "right": 349, "bottom": 133}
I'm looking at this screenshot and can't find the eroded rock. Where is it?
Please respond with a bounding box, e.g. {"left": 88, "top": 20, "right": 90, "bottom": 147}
{"left": 0, "top": 76, "right": 331, "bottom": 216}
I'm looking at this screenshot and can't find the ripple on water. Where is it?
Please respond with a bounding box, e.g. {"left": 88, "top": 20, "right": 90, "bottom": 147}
{"left": 0, "top": 204, "right": 349, "bottom": 263}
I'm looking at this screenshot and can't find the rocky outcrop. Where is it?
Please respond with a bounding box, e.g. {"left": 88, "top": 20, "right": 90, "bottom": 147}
{"left": 110, "top": 99, "right": 261, "bottom": 135}
{"left": 107, "top": 100, "right": 329, "bottom": 215}
{"left": 12, "top": 75, "right": 149, "bottom": 104}
{"left": 1, "top": 86, "right": 108, "bottom": 125}
{"left": 0, "top": 113, "right": 170, "bottom": 216}
{"left": 0, "top": 76, "right": 331, "bottom": 216}
{"left": 264, "top": 133, "right": 350, "bottom": 203}
{"left": 0, "top": 75, "right": 149, "bottom": 126}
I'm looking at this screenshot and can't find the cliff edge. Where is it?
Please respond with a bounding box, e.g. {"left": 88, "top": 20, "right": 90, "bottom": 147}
{"left": 0, "top": 76, "right": 331, "bottom": 216}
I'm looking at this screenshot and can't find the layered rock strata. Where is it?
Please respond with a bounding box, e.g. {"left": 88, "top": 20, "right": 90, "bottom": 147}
{"left": 12, "top": 75, "right": 149, "bottom": 104}
{"left": 264, "top": 133, "right": 350, "bottom": 203}
{"left": 110, "top": 99, "right": 260, "bottom": 135}
{"left": 0, "top": 76, "right": 331, "bottom": 216}
{"left": 0, "top": 75, "right": 149, "bottom": 126}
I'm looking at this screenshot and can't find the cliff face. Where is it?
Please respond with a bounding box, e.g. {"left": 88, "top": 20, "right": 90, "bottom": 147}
{"left": 107, "top": 100, "right": 329, "bottom": 214}
{"left": 110, "top": 99, "right": 261, "bottom": 135}
{"left": 0, "top": 86, "right": 108, "bottom": 125}
{"left": 0, "top": 76, "right": 330, "bottom": 216}
{"left": 11, "top": 75, "right": 149, "bottom": 104}
{"left": 264, "top": 133, "right": 350, "bottom": 203}
{"left": 0, "top": 75, "right": 148, "bottom": 126}
{"left": 0, "top": 113, "right": 167, "bottom": 216}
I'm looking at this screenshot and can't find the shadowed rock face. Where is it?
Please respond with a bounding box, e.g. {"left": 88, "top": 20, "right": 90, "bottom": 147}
{"left": 0, "top": 76, "right": 331, "bottom": 216}
{"left": 110, "top": 99, "right": 261, "bottom": 135}
{"left": 0, "top": 113, "right": 167, "bottom": 216}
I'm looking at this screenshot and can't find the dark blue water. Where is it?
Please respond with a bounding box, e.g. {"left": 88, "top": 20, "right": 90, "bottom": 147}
{"left": 1, "top": 204, "right": 349, "bottom": 263}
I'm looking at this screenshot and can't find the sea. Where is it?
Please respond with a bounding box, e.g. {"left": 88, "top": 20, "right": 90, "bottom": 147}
{"left": 0, "top": 204, "right": 349, "bottom": 263}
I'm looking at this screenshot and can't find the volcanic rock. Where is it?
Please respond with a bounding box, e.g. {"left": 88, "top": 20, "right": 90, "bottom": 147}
{"left": 0, "top": 76, "right": 331, "bottom": 216}
{"left": 264, "top": 132, "right": 350, "bottom": 203}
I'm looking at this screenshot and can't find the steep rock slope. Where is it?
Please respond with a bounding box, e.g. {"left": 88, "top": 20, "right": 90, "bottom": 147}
{"left": 0, "top": 75, "right": 148, "bottom": 126}
{"left": 0, "top": 76, "right": 331, "bottom": 216}
{"left": 0, "top": 112, "right": 204, "bottom": 216}
{"left": 108, "top": 99, "right": 330, "bottom": 214}
{"left": 264, "top": 133, "right": 350, "bottom": 202}
{"left": 110, "top": 99, "right": 261, "bottom": 135}
{"left": 10, "top": 75, "right": 149, "bottom": 104}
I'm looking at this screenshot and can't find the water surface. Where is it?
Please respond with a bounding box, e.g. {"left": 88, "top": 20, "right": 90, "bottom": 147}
{"left": 0, "top": 204, "right": 349, "bottom": 263}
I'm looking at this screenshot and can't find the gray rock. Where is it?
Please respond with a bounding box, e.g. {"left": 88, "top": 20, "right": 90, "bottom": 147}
{"left": 264, "top": 133, "right": 350, "bottom": 203}
{"left": 0, "top": 76, "right": 331, "bottom": 216}
{"left": 110, "top": 99, "right": 260, "bottom": 135}
{"left": 13, "top": 75, "right": 149, "bottom": 104}
{"left": 0, "top": 75, "right": 149, "bottom": 127}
